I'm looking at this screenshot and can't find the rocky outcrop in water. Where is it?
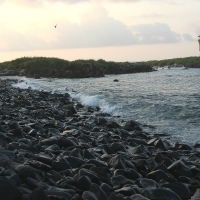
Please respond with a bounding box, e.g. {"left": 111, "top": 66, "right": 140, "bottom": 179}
{"left": 0, "top": 63, "right": 153, "bottom": 79}
{"left": 0, "top": 78, "right": 200, "bottom": 200}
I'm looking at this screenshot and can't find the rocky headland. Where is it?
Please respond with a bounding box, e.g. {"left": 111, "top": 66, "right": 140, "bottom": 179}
{"left": 0, "top": 78, "right": 200, "bottom": 200}
{"left": 0, "top": 57, "right": 153, "bottom": 79}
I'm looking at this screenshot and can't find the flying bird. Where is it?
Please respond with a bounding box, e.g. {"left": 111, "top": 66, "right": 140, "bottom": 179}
{"left": 54, "top": 24, "right": 57, "bottom": 28}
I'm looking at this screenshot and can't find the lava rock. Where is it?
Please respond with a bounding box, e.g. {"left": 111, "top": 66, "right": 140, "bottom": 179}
{"left": 0, "top": 177, "right": 23, "bottom": 200}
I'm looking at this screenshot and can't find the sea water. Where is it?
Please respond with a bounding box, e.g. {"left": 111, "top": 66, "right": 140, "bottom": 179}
{"left": 10, "top": 68, "right": 200, "bottom": 145}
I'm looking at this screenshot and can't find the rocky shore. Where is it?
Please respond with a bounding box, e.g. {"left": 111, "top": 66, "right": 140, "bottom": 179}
{"left": 0, "top": 78, "right": 200, "bottom": 200}
{"left": 0, "top": 57, "right": 153, "bottom": 79}
{"left": 0, "top": 63, "right": 153, "bottom": 78}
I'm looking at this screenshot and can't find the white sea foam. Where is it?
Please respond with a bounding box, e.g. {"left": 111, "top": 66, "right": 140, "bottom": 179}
{"left": 7, "top": 69, "right": 200, "bottom": 145}
{"left": 68, "top": 91, "right": 119, "bottom": 114}
{"left": 12, "top": 79, "right": 38, "bottom": 90}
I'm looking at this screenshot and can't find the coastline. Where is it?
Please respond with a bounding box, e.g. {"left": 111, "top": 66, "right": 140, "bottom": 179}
{"left": 0, "top": 78, "right": 200, "bottom": 200}
{"left": 0, "top": 57, "right": 153, "bottom": 79}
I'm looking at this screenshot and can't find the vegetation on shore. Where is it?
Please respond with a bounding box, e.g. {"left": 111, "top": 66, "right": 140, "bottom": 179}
{"left": 1, "top": 56, "right": 199, "bottom": 78}
{"left": 141, "top": 56, "right": 200, "bottom": 67}
{"left": 0, "top": 57, "right": 119, "bottom": 71}
{"left": 0, "top": 57, "right": 152, "bottom": 78}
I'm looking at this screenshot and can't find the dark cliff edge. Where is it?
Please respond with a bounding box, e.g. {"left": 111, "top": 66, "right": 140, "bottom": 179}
{"left": 0, "top": 57, "right": 153, "bottom": 79}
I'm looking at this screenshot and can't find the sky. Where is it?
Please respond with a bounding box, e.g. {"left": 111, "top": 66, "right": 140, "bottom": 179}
{"left": 0, "top": 0, "right": 200, "bottom": 62}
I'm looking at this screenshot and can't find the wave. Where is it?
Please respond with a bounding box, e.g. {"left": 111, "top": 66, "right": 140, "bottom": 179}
{"left": 13, "top": 79, "right": 119, "bottom": 115}
{"left": 68, "top": 91, "right": 119, "bottom": 114}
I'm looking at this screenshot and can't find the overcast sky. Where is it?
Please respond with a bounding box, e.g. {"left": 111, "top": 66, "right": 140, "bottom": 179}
{"left": 0, "top": 0, "right": 200, "bottom": 62}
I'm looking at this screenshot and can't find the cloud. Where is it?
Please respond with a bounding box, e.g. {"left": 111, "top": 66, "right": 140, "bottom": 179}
{"left": 129, "top": 23, "right": 181, "bottom": 44}
{"left": 182, "top": 34, "right": 196, "bottom": 42}
{"left": 0, "top": 0, "right": 189, "bottom": 4}
{"left": 0, "top": 4, "right": 182, "bottom": 51}
{"left": 0, "top": 5, "right": 138, "bottom": 51}
{"left": 0, "top": 28, "right": 47, "bottom": 51}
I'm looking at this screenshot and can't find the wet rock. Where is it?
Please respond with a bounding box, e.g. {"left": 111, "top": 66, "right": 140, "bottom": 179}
{"left": 58, "top": 137, "right": 77, "bottom": 148}
{"left": 71, "top": 194, "right": 82, "bottom": 200}
{"left": 7, "top": 174, "right": 22, "bottom": 186}
{"left": 83, "top": 149, "right": 96, "bottom": 159}
{"left": 178, "top": 176, "right": 190, "bottom": 183}
{"left": 0, "top": 149, "right": 15, "bottom": 158}
{"left": 107, "top": 193, "right": 125, "bottom": 200}
{"left": 90, "top": 167, "right": 111, "bottom": 180}
{"left": 88, "top": 159, "right": 108, "bottom": 168}
{"left": 35, "top": 154, "right": 53, "bottom": 165}
{"left": 27, "top": 177, "right": 47, "bottom": 190}
{"left": 138, "top": 178, "right": 159, "bottom": 189}
{"left": 128, "top": 145, "right": 150, "bottom": 155}
{"left": 0, "top": 79, "right": 199, "bottom": 200}
{"left": 29, "top": 160, "right": 52, "bottom": 171}
{"left": 161, "top": 182, "right": 191, "bottom": 200}
{"left": 28, "top": 129, "right": 37, "bottom": 137}
{"left": 154, "top": 139, "right": 170, "bottom": 151}
{"left": 152, "top": 163, "right": 169, "bottom": 173}
{"left": 30, "top": 188, "right": 49, "bottom": 200}
{"left": 111, "top": 175, "right": 135, "bottom": 188}
{"left": 74, "top": 169, "right": 100, "bottom": 185}
{"left": 45, "top": 187, "right": 72, "bottom": 199}
{"left": 101, "top": 183, "right": 113, "bottom": 197}
{"left": 66, "top": 156, "right": 86, "bottom": 168}
{"left": 105, "top": 121, "right": 121, "bottom": 129}
{"left": 82, "top": 191, "right": 98, "bottom": 200}
{"left": 19, "top": 194, "right": 31, "bottom": 200}
{"left": 70, "top": 148, "right": 83, "bottom": 159}
{"left": 142, "top": 188, "right": 181, "bottom": 200}
{"left": 115, "top": 186, "right": 137, "bottom": 196}
{"left": 110, "top": 143, "right": 125, "bottom": 152}
{"left": 130, "top": 194, "right": 150, "bottom": 200}
{"left": 114, "top": 168, "right": 142, "bottom": 181}
{"left": 0, "top": 177, "right": 23, "bottom": 200}
{"left": 108, "top": 155, "right": 127, "bottom": 169}
{"left": 168, "top": 160, "right": 192, "bottom": 178}
{"left": 122, "top": 120, "right": 141, "bottom": 131}
{"left": 90, "top": 183, "right": 107, "bottom": 200}
{"left": 146, "top": 169, "right": 169, "bottom": 183}
{"left": 40, "top": 137, "right": 58, "bottom": 146}
{"left": 77, "top": 175, "right": 92, "bottom": 190}
{"left": 175, "top": 142, "right": 194, "bottom": 151}
{"left": 191, "top": 188, "right": 200, "bottom": 200}
{"left": 51, "top": 161, "right": 70, "bottom": 171}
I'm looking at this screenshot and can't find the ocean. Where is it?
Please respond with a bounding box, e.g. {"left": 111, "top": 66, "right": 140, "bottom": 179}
{"left": 8, "top": 68, "right": 200, "bottom": 145}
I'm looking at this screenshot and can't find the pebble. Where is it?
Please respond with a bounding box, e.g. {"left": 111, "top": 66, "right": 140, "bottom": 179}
{"left": 0, "top": 78, "right": 199, "bottom": 200}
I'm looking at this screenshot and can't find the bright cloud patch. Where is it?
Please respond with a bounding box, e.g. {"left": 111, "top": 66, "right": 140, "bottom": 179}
{"left": 130, "top": 23, "right": 181, "bottom": 44}
{"left": 182, "top": 34, "right": 196, "bottom": 42}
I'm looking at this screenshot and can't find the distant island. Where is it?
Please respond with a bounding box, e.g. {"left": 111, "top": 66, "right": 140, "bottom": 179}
{"left": 0, "top": 57, "right": 152, "bottom": 79}
{"left": 0, "top": 56, "right": 199, "bottom": 79}
{"left": 141, "top": 56, "right": 200, "bottom": 68}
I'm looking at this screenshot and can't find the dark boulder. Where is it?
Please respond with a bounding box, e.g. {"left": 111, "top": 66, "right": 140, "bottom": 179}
{"left": 161, "top": 182, "right": 191, "bottom": 200}
{"left": 138, "top": 178, "right": 159, "bottom": 189}
{"left": 0, "top": 177, "right": 23, "bottom": 200}
{"left": 146, "top": 169, "right": 169, "bottom": 183}
{"left": 142, "top": 188, "right": 181, "bottom": 200}
{"left": 107, "top": 155, "right": 127, "bottom": 169}
{"left": 30, "top": 188, "right": 49, "bottom": 200}
{"left": 168, "top": 160, "right": 192, "bottom": 178}
{"left": 82, "top": 191, "right": 98, "bottom": 200}
{"left": 122, "top": 120, "right": 141, "bottom": 131}
{"left": 90, "top": 183, "right": 107, "bottom": 200}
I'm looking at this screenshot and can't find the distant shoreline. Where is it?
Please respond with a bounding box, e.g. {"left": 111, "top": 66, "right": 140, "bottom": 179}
{"left": 0, "top": 57, "right": 153, "bottom": 79}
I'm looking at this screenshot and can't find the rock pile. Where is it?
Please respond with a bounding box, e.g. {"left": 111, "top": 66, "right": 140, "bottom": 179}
{"left": 0, "top": 78, "right": 200, "bottom": 200}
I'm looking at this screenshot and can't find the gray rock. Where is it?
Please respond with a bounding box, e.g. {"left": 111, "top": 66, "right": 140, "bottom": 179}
{"left": 142, "top": 188, "right": 181, "bottom": 200}
{"left": 0, "top": 177, "right": 23, "bottom": 200}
